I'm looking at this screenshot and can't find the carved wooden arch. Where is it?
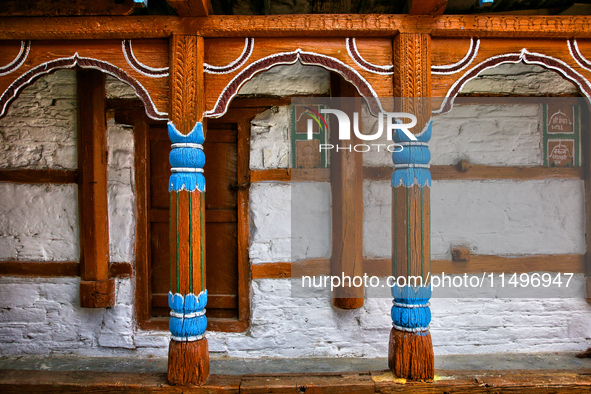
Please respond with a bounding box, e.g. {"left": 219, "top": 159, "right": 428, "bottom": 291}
{"left": 435, "top": 48, "right": 591, "bottom": 114}
{"left": 204, "top": 49, "right": 384, "bottom": 118}
{"left": 0, "top": 39, "right": 170, "bottom": 121}
{"left": 431, "top": 38, "right": 591, "bottom": 115}
{"left": 203, "top": 37, "right": 395, "bottom": 119}
{"left": 0, "top": 53, "right": 167, "bottom": 120}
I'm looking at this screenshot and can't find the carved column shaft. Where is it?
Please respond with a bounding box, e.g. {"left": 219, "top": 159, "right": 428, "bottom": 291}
{"left": 389, "top": 32, "right": 434, "bottom": 381}
{"left": 167, "top": 34, "right": 210, "bottom": 386}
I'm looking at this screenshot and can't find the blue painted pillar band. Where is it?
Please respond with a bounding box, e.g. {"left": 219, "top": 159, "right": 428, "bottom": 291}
{"left": 391, "top": 120, "right": 432, "bottom": 188}
{"left": 391, "top": 285, "right": 431, "bottom": 333}
{"left": 168, "top": 290, "right": 208, "bottom": 341}
{"left": 168, "top": 121, "right": 206, "bottom": 192}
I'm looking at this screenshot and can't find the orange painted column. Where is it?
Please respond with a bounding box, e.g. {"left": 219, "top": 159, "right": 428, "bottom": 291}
{"left": 389, "top": 32, "right": 434, "bottom": 381}
{"left": 166, "top": 34, "right": 210, "bottom": 386}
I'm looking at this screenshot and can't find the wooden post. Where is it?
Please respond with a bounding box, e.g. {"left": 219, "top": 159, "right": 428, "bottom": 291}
{"left": 167, "top": 34, "right": 210, "bottom": 386}
{"left": 330, "top": 73, "right": 364, "bottom": 309}
{"left": 584, "top": 101, "right": 591, "bottom": 304}
{"left": 77, "top": 70, "right": 115, "bottom": 308}
{"left": 389, "top": 32, "right": 434, "bottom": 380}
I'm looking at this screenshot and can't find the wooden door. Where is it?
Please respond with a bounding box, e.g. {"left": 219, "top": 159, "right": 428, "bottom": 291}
{"left": 148, "top": 122, "right": 241, "bottom": 321}
{"left": 133, "top": 104, "right": 261, "bottom": 332}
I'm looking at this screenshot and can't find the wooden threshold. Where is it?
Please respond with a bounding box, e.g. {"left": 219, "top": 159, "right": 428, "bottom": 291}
{"left": 252, "top": 254, "right": 586, "bottom": 279}
{"left": 138, "top": 317, "right": 248, "bottom": 333}
{"left": 364, "top": 165, "right": 583, "bottom": 181}
{"left": 0, "top": 368, "right": 589, "bottom": 393}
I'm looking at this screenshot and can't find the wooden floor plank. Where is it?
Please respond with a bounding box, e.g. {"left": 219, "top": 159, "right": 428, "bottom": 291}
{"left": 1, "top": 369, "right": 590, "bottom": 393}
{"left": 240, "top": 373, "right": 374, "bottom": 394}
{"left": 372, "top": 369, "right": 591, "bottom": 393}
{"left": 0, "top": 370, "right": 240, "bottom": 393}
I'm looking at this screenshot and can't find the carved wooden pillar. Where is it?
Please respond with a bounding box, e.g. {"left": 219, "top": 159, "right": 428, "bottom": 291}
{"left": 167, "top": 34, "right": 210, "bottom": 386}
{"left": 389, "top": 32, "right": 434, "bottom": 380}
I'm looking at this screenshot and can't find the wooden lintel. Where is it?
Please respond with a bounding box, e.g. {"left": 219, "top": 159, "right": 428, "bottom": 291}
{"left": 408, "top": 0, "right": 448, "bottom": 16}
{"left": 2, "top": 15, "right": 591, "bottom": 39}
{"left": 167, "top": 0, "right": 213, "bottom": 17}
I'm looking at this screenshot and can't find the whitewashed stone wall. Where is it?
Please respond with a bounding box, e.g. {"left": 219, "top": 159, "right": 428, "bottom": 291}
{"left": 249, "top": 106, "right": 291, "bottom": 170}
{"left": 0, "top": 71, "right": 77, "bottom": 170}
{"left": 246, "top": 62, "right": 591, "bottom": 357}
{"left": 364, "top": 179, "right": 586, "bottom": 259}
{"left": 207, "top": 280, "right": 591, "bottom": 357}
{"left": 462, "top": 63, "right": 579, "bottom": 96}
{"left": 0, "top": 63, "right": 589, "bottom": 358}
{"left": 106, "top": 120, "right": 136, "bottom": 263}
{"left": 0, "top": 183, "right": 79, "bottom": 261}
{"left": 239, "top": 61, "right": 330, "bottom": 96}
{"left": 364, "top": 104, "right": 544, "bottom": 167}
{"left": 0, "top": 71, "right": 139, "bottom": 355}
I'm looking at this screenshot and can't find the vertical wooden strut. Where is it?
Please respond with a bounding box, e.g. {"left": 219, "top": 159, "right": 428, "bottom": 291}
{"left": 389, "top": 33, "right": 434, "bottom": 380}
{"left": 77, "top": 70, "right": 115, "bottom": 308}
{"left": 330, "top": 74, "right": 364, "bottom": 309}
{"left": 167, "top": 34, "right": 210, "bottom": 386}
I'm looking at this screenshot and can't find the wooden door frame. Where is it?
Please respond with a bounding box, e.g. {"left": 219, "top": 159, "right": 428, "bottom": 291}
{"left": 131, "top": 99, "right": 274, "bottom": 332}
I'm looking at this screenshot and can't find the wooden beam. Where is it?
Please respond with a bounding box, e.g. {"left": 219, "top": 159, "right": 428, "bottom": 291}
{"left": 252, "top": 262, "right": 293, "bottom": 279}
{"left": 167, "top": 0, "right": 213, "bottom": 17}
{"left": 330, "top": 73, "right": 364, "bottom": 309}
{"left": 250, "top": 254, "right": 586, "bottom": 279}
{"left": 0, "top": 169, "right": 77, "bottom": 184}
{"left": 250, "top": 168, "right": 331, "bottom": 182}
{"left": 133, "top": 120, "right": 151, "bottom": 334}
{"left": 367, "top": 254, "right": 586, "bottom": 277}
{"left": 250, "top": 169, "right": 291, "bottom": 182}
{"left": 583, "top": 95, "right": 591, "bottom": 301}
{"left": 236, "top": 117, "right": 252, "bottom": 333}
{"left": 0, "top": 261, "right": 132, "bottom": 278}
{"left": 76, "top": 69, "right": 115, "bottom": 308}
{"left": 3, "top": 15, "right": 591, "bottom": 39}
{"left": 408, "top": 0, "right": 448, "bottom": 16}
{"left": 0, "top": 261, "right": 79, "bottom": 277}
{"left": 363, "top": 165, "right": 584, "bottom": 181}
{"left": 0, "top": 0, "right": 138, "bottom": 16}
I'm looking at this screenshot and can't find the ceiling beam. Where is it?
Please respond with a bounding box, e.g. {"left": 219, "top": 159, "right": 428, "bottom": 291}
{"left": 2, "top": 15, "right": 591, "bottom": 40}
{"left": 408, "top": 0, "right": 448, "bottom": 16}
{"left": 0, "top": 0, "right": 138, "bottom": 16}
{"left": 167, "top": 0, "right": 213, "bottom": 16}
